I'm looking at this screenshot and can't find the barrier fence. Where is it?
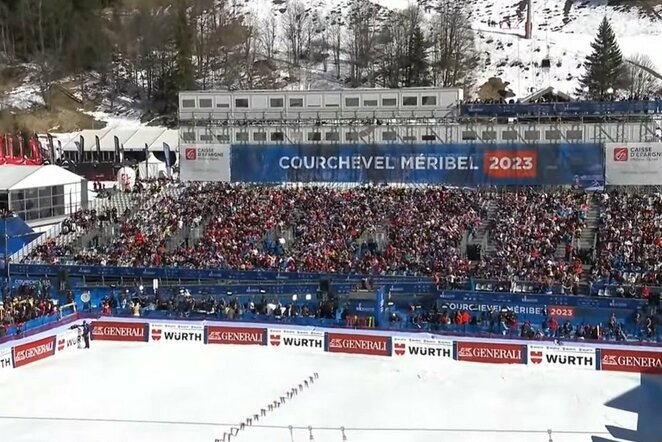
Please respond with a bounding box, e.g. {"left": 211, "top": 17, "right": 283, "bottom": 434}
{"left": 2, "top": 318, "right": 660, "bottom": 376}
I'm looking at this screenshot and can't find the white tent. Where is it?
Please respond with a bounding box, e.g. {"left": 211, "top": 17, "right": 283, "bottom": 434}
{"left": 138, "top": 152, "right": 167, "bottom": 179}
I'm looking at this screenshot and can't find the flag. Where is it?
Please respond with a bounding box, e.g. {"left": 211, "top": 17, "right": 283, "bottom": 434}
{"left": 144, "top": 143, "right": 150, "bottom": 180}
{"left": 162, "top": 142, "right": 172, "bottom": 178}
{"left": 78, "top": 134, "right": 85, "bottom": 162}
{"left": 120, "top": 143, "right": 125, "bottom": 164}
{"left": 28, "top": 136, "right": 42, "bottom": 164}
{"left": 0, "top": 134, "right": 5, "bottom": 165}
{"left": 47, "top": 133, "right": 56, "bottom": 163}
{"left": 95, "top": 135, "right": 101, "bottom": 161}
{"left": 7, "top": 135, "right": 14, "bottom": 163}
{"left": 17, "top": 134, "right": 25, "bottom": 164}
{"left": 114, "top": 136, "right": 120, "bottom": 163}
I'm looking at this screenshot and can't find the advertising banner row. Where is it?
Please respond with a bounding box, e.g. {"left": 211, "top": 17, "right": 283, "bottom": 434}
{"left": 88, "top": 320, "right": 662, "bottom": 375}
{"left": 0, "top": 327, "right": 80, "bottom": 374}
{"left": 180, "top": 143, "right": 605, "bottom": 186}
{"left": 180, "top": 142, "right": 662, "bottom": 186}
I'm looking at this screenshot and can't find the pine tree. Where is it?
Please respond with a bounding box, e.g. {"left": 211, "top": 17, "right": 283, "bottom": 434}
{"left": 404, "top": 24, "right": 429, "bottom": 87}
{"left": 578, "top": 17, "right": 625, "bottom": 99}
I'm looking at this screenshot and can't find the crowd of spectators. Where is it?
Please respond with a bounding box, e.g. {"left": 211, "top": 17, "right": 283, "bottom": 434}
{"left": 405, "top": 303, "right": 659, "bottom": 342}
{"left": 0, "top": 281, "right": 56, "bottom": 337}
{"left": 475, "top": 189, "right": 589, "bottom": 292}
{"left": 14, "top": 184, "right": 662, "bottom": 297}
{"left": 591, "top": 192, "right": 662, "bottom": 291}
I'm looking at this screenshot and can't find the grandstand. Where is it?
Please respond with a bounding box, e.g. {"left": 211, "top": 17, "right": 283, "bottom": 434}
{"left": 2, "top": 87, "right": 660, "bottom": 347}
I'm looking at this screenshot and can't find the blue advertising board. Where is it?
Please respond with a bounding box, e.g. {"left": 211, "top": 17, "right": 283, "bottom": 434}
{"left": 229, "top": 143, "right": 604, "bottom": 186}
{"left": 435, "top": 291, "right": 645, "bottom": 313}
{"left": 461, "top": 100, "right": 662, "bottom": 117}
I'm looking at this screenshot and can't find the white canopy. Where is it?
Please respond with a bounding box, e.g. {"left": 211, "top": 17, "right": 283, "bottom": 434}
{"left": 138, "top": 152, "right": 167, "bottom": 179}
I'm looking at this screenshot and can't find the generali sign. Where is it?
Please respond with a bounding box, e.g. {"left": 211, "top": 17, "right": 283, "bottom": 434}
{"left": 600, "top": 348, "right": 662, "bottom": 374}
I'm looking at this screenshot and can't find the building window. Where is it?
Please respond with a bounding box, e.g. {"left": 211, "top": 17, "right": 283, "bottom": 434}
{"left": 253, "top": 132, "right": 267, "bottom": 141}
{"left": 382, "top": 98, "right": 397, "bottom": 106}
{"left": 216, "top": 101, "right": 230, "bottom": 108}
{"left": 271, "top": 132, "right": 284, "bottom": 141}
{"left": 364, "top": 99, "right": 378, "bottom": 107}
{"left": 403, "top": 96, "right": 418, "bottom": 106}
{"left": 236, "top": 133, "right": 249, "bottom": 142}
{"left": 421, "top": 96, "right": 437, "bottom": 106}
{"left": 199, "top": 98, "right": 213, "bottom": 108}
{"left": 382, "top": 131, "right": 397, "bottom": 141}
{"left": 307, "top": 132, "right": 321, "bottom": 141}
{"left": 346, "top": 132, "right": 359, "bottom": 141}
{"left": 270, "top": 98, "right": 284, "bottom": 108}
{"left": 182, "top": 99, "right": 196, "bottom": 108}
{"left": 345, "top": 97, "right": 359, "bottom": 107}
{"left": 235, "top": 98, "right": 249, "bottom": 108}
{"left": 289, "top": 98, "right": 304, "bottom": 107}
{"left": 216, "top": 134, "right": 230, "bottom": 142}
{"left": 325, "top": 132, "right": 340, "bottom": 141}
{"left": 182, "top": 132, "right": 196, "bottom": 142}
{"left": 199, "top": 134, "right": 214, "bottom": 142}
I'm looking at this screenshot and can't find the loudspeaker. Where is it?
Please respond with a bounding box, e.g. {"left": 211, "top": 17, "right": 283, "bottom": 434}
{"left": 319, "top": 279, "right": 330, "bottom": 293}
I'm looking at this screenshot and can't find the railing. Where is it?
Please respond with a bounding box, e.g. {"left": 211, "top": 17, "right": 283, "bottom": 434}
{"left": 96, "top": 307, "right": 662, "bottom": 344}
{"left": 9, "top": 222, "right": 62, "bottom": 263}
{"left": 0, "top": 302, "right": 78, "bottom": 341}
{"left": 460, "top": 99, "right": 662, "bottom": 117}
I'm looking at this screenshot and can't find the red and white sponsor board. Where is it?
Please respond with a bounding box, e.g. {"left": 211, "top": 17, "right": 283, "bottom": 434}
{"left": 600, "top": 348, "right": 662, "bottom": 374}
{"left": 528, "top": 344, "right": 596, "bottom": 370}
{"left": 150, "top": 323, "right": 204, "bottom": 343}
{"left": 457, "top": 341, "right": 524, "bottom": 364}
{"left": 56, "top": 329, "right": 80, "bottom": 354}
{"left": 268, "top": 328, "right": 324, "bottom": 352}
{"left": 13, "top": 336, "right": 56, "bottom": 368}
{"left": 327, "top": 332, "right": 390, "bottom": 356}
{"left": 392, "top": 337, "right": 453, "bottom": 358}
{"left": 92, "top": 321, "right": 148, "bottom": 342}
{"left": 0, "top": 347, "right": 13, "bottom": 372}
{"left": 206, "top": 326, "right": 267, "bottom": 345}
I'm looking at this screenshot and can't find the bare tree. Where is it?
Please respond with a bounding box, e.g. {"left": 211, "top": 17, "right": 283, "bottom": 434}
{"left": 281, "top": 0, "right": 311, "bottom": 68}
{"left": 429, "top": 0, "right": 477, "bottom": 89}
{"left": 259, "top": 13, "right": 278, "bottom": 62}
{"left": 624, "top": 53, "right": 660, "bottom": 98}
{"left": 346, "top": 0, "right": 379, "bottom": 86}
{"left": 328, "top": 10, "right": 343, "bottom": 79}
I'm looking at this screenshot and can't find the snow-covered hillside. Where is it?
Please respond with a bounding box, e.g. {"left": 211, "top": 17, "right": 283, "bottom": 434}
{"left": 248, "top": 0, "right": 662, "bottom": 97}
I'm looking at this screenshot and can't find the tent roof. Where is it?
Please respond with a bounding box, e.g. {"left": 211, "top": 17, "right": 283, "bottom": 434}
{"left": 0, "top": 165, "right": 83, "bottom": 191}
{"left": 56, "top": 127, "right": 177, "bottom": 152}
{"left": 521, "top": 86, "right": 572, "bottom": 103}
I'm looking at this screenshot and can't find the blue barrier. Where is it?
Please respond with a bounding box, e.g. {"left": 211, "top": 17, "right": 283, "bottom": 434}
{"left": 229, "top": 143, "right": 604, "bottom": 186}
{"left": 460, "top": 100, "right": 662, "bottom": 117}
{"left": 7, "top": 263, "right": 432, "bottom": 283}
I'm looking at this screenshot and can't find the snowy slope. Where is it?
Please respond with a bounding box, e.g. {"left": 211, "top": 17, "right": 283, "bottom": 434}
{"left": 248, "top": 0, "right": 662, "bottom": 97}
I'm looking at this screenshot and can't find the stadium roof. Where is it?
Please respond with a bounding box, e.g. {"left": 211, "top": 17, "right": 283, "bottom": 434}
{"left": 0, "top": 165, "right": 84, "bottom": 191}
{"left": 61, "top": 127, "right": 178, "bottom": 151}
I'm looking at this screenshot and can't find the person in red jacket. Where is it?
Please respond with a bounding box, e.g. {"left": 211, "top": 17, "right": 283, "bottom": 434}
{"left": 101, "top": 302, "right": 111, "bottom": 316}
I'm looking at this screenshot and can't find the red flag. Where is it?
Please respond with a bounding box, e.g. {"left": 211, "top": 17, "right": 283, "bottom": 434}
{"left": 28, "top": 136, "right": 42, "bottom": 165}
{"left": 0, "top": 135, "right": 5, "bottom": 165}
{"left": 7, "top": 135, "right": 14, "bottom": 163}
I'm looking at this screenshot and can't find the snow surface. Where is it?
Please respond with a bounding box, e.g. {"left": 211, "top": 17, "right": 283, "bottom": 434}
{"left": 247, "top": 0, "right": 662, "bottom": 97}
{"left": 0, "top": 341, "right": 655, "bottom": 442}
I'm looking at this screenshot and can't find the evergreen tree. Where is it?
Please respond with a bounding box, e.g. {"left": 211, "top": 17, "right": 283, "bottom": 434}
{"left": 173, "top": 0, "right": 195, "bottom": 92}
{"left": 404, "top": 24, "right": 429, "bottom": 87}
{"left": 578, "top": 17, "right": 626, "bottom": 99}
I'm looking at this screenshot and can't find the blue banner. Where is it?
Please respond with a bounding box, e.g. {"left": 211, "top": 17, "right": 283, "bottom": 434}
{"left": 436, "top": 291, "right": 645, "bottom": 312}
{"left": 229, "top": 143, "right": 604, "bottom": 185}
{"left": 461, "top": 100, "right": 662, "bottom": 117}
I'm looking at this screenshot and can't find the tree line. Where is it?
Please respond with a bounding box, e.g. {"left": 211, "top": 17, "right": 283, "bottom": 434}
{"left": 0, "top": 0, "right": 478, "bottom": 116}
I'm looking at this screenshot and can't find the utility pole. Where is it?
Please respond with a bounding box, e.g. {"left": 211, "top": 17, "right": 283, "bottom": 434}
{"left": 525, "top": 0, "right": 533, "bottom": 39}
